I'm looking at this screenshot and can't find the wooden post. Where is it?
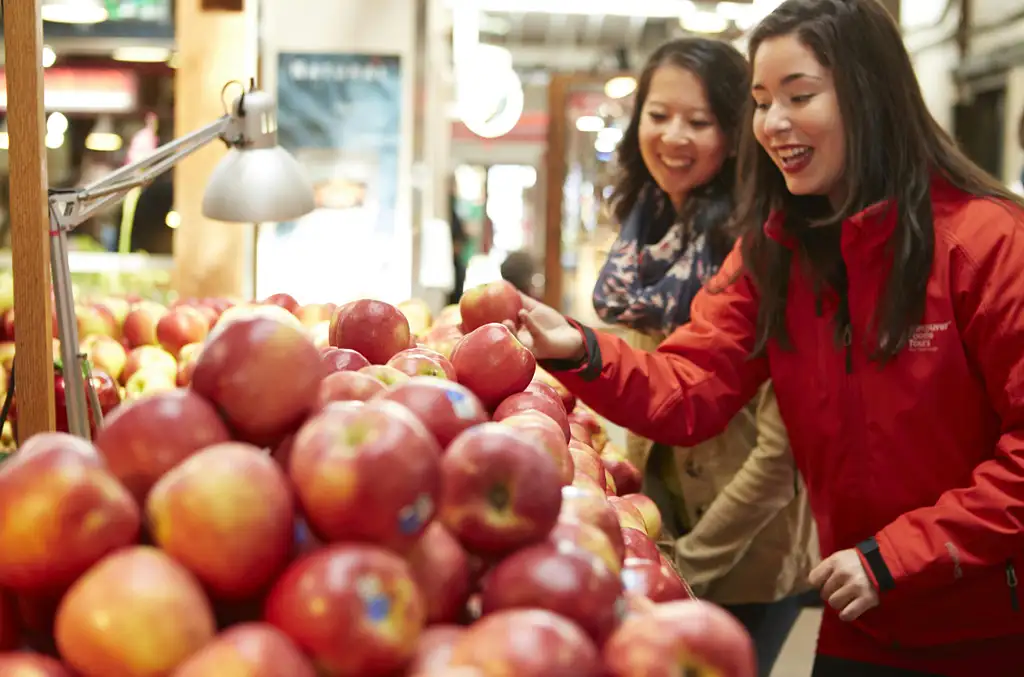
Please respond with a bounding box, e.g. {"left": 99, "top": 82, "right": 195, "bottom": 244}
{"left": 172, "top": 0, "right": 255, "bottom": 299}
{"left": 5, "top": 0, "right": 57, "bottom": 438}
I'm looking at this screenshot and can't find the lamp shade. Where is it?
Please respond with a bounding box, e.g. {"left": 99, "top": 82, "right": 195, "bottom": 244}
{"left": 41, "top": 0, "right": 109, "bottom": 24}
{"left": 203, "top": 147, "right": 316, "bottom": 223}
{"left": 201, "top": 84, "right": 316, "bottom": 223}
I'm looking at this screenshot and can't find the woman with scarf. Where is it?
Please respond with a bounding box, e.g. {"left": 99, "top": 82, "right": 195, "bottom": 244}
{"left": 591, "top": 37, "right": 818, "bottom": 676}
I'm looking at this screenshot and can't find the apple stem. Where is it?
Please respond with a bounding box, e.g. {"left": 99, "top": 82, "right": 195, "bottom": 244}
{"left": 487, "top": 484, "right": 511, "bottom": 511}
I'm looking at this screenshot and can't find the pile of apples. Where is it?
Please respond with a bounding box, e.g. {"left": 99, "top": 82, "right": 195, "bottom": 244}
{"left": 0, "top": 280, "right": 756, "bottom": 677}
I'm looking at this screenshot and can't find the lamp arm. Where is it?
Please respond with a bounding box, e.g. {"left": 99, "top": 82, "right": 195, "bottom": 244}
{"left": 48, "top": 114, "right": 234, "bottom": 233}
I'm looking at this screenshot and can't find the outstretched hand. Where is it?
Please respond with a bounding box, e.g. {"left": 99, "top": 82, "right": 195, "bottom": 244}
{"left": 504, "top": 293, "right": 586, "bottom": 363}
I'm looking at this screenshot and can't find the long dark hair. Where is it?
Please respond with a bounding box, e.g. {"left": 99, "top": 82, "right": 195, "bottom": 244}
{"left": 610, "top": 37, "right": 749, "bottom": 261}
{"left": 736, "top": 0, "right": 1024, "bottom": 361}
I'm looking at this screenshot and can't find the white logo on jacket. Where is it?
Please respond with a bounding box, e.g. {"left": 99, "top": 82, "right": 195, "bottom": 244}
{"left": 908, "top": 321, "right": 952, "bottom": 353}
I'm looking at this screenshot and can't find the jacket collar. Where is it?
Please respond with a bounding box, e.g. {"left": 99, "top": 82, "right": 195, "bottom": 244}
{"left": 762, "top": 175, "right": 961, "bottom": 257}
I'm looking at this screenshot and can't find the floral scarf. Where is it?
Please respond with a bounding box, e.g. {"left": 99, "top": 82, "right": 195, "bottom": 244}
{"left": 593, "top": 196, "right": 722, "bottom": 335}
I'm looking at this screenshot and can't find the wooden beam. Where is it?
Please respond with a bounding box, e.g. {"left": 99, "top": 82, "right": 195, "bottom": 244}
{"left": 5, "top": 0, "right": 57, "bottom": 439}
{"left": 543, "top": 73, "right": 569, "bottom": 310}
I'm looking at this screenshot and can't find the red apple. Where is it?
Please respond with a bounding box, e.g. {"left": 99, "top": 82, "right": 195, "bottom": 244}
{"left": 124, "top": 366, "right": 177, "bottom": 399}
{"left": 0, "top": 341, "right": 15, "bottom": 373}
{"left": 121, "top": 344, "right": 177, "bottom": 385}
{"left": 449, "top": 324, "right": 535, "bottom": 410}
{"left": 192, "top": 316, "right": 322, "bottom": 447}
{"left": 449, "top": 609, "right": 602, "bottom": 677}
{"left": 492, "top": 391, "right": 570, "bottom": 442}
{"left": 157, "top": 306, "right": 210, "bottom": 357}
{"left": 176, "top": 342, "right": 203, "bottom": 387}
{"left": 121, "top": 300, "right": 168, "bottom": 348}
{"left": 623, "top": 493, "right": 663, "bottom": 539}
{"left": 458, "top": 280, "right": 523, "bottom": 333}
{"left": 359, "top": 364, "right": 411, "bottom": 388}
{"left": 55, "top": 547, "right": 216, "bottom": 677}
{"left": 263, "top": 292, "right": 301, "bottom": 316}
{"left": 421, "top": 324, "right": 463, "bottom": 359}
{"left": 569, "top": 422, "right": 593, "bottom": 447}
{"left": 0, "top": 587, "right": 18, "bottom": 651}
{"left": 317, "top": 370, "right": 387, "bottom": 408}
{"left": 569, "top": 444, "right": 606, "bottom": 489}
{"left": 602, "top": 456, "right": 643, "bottom": 497}
{"left": 146, "top": 442, "right": 295, "bottom": 600}
{"left": 572, "top": 473, "right": 607, "bottom": 497}
{"left": 379, "top": 377, "right": 487, "bottom": 450}
{"left": 321, "top": 347, "right": 371, "bottom": 375}
{"left": 438, "top": 423, "right": 562, "bottom": 555}
{"left": 76, "top": 303, "right": 118, "bottom": 339}
{"left": 387, "top": 350, "right": 450, "bottom": 380}
{"left": 621, "top": 527, "right": 660, "bottom": 562}
{"left": 570, "top": 409, "right": 606, "bottom": 451}
{"left": 608, "top": 496, "right": 648, "bottom": 532}
{"left": 406, "top": 522, "right": 471, "bottom": 624}
{"left": 532, "top": 368, "right": 575, "bottom": 413}
{"left": 481, "top": 542, "right": 623, "bottom": 644}
{"left": 400, "top": 347, "right": 456, "bottom": 379}
{"left": 264, "top": 544, "right": 426, "bottom": 677}
{"left": 289, "top": 400, "right": 442, "bottom": 552}
{"left": 546, "top": 519, "right": 622, "bottom": 576}
{"left": 524, "top": 380, "right": 566, "bottom": 413}
{"left": 603, "top": 600, "right": 756, "bottom": 677}
{"left": 296, "top": 302, "right": 334, "bottom": 328}
{"left": 496, "top": 412, "right": 573, "bottom": 485}
{"left": 0, "top": 653, "right": 75, "bottom": 676}
{"left": 435, "top": 304, "right": 462, "bottom": 327}
{"left": 620, "top": 557, "right": 694, "bottom": 603}
{"left": 397, "top": 298, "right": 433, "bottom": 338}
{"left": 406, "top": 625, "right": 466, "bottom": 675}
{"left": 81, "top": 334, "right": 128, "bottom": 383}
{"left": 558, "top": 486, "right": 626, "bottom": 566}
{"left": 172, "top": 622, "right": 316, "bottom": 677}
{"left": 0, "top": 433, "right": 139, "bottom": 594}
{"left": 95, "top": 388, "right": 233, "bottom": 502}
{"left": 330, "top": 299, "right": 412, "bottom": 365}
{"left": 604, "top": 469, "right": 618, "bottom": 496}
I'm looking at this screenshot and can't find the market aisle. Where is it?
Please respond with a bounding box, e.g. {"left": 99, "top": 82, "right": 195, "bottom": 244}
{"left": 770, "top": 608, "right": 821, "bottom": 677}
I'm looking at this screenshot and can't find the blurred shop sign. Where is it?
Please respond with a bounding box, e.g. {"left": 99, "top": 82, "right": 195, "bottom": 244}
{"left": 0, "top": 68, "right": 139, "bottom": 114}
{"left": 0, "top": 0, "right": 174, "bottom": 39}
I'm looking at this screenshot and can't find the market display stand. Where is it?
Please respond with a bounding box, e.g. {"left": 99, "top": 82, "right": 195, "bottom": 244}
{"left": 5, "top": 0, "right": 57, "bottom": 437}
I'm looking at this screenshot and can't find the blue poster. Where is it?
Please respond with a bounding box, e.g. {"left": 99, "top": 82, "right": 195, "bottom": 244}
{"left": 258, "top": 53, "right": 405, "bottom": 304}
{"left": 276, "top": 53, "right": 401, "bottom": 238}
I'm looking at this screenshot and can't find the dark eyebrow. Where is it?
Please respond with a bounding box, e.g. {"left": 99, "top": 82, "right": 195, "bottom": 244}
{"left": 751, "top": 72, "right": 822, "bottom": 91}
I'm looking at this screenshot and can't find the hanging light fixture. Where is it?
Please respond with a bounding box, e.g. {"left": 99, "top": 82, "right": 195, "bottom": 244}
{"left": 85, "top": 116, "right": 123, "bottom": 153}
{"left": 41, "top": 0, "right": 109, "bottom": 25}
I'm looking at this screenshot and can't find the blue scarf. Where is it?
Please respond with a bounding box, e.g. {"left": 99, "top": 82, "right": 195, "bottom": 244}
{"left": 593, "top": 196, "right": 722, "bottom": 335}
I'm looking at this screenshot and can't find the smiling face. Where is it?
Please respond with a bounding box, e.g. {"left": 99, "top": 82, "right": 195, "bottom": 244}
{"left": 638, "top": 65, "right": 728, "bottom": 212}
{"left": 751, "top": 34, "right": 846, "bottom": 207}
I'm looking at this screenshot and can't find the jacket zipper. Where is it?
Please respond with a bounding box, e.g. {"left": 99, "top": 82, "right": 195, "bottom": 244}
{"left": 842, "top": 324, "right": 853, "bottom": 374}
{"left": 1007, "top": 560, "right": 1019, "bottom": 611}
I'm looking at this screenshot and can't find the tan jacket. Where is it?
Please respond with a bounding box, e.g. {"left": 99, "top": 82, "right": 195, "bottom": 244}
{"left": 624, "top": 329, "right": 819, "bottom": 606}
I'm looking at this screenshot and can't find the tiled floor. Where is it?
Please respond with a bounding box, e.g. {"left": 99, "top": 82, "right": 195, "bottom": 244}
{"left": 769, "top": 608, "right": 822, "bottom": 677}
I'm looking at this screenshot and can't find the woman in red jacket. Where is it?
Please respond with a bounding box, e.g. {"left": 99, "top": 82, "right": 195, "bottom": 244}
{"left": 513, "top": 1, "right": 1024, "bottom": 676}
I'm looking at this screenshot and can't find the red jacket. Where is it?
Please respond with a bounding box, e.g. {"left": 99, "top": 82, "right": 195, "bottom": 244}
{"left": 554, "top": 180, "right": 1024, "bottom": 675}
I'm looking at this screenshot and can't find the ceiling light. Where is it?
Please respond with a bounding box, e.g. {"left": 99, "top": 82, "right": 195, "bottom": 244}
{"left": 680, "top": 9, "right": 730, "bottom": 34}
{"left": 41, "top": 0, "right": 109, "bottom": 25}
{"left": 112, "top": 47, "right": 173, "bottom": 63}
{"left": 576, "top": 116, "right": 605, "bottom": 133}
{"left": 47, "top": 112, "right": 69, "bottom": 135}
{"left": 604, "top": 76, "right": 637, "bottom": 100}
